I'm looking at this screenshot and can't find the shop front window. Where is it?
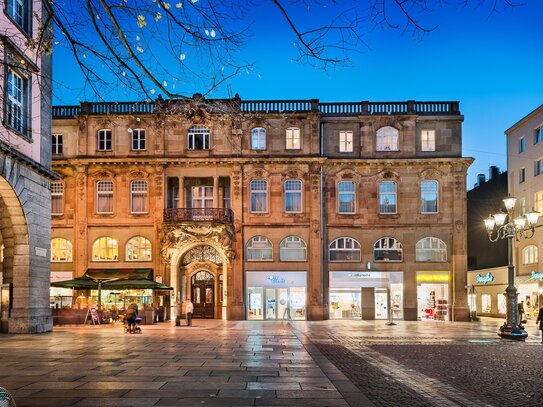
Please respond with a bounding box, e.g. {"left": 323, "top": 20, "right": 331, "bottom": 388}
{"left": 481, "top": 294, "right": 492, "bottom": 313}
{"left": 418, "top": 283, "right": 449, "bottom": 320}
{"left": 497, "top": 294, "right": 507, "bottom": 314}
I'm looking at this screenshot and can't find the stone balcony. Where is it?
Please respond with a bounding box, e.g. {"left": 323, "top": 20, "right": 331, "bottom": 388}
{"left": 163, "top": 208, "right": 234, "bottom": 224}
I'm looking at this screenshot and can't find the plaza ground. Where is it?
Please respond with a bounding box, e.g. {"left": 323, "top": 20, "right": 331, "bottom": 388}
{"left": 0, "top": 318, "right": 542, "bottom": 406}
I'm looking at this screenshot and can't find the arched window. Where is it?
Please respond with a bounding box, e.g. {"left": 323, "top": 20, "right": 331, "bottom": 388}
{"left": 280, "top": 236, "right": 307, "bottom": 261}
{"left": 51, "top": 238, "right": 72, "bottom": 262}
{"left": 421, "top": 180, "right": 438, "bottom": 213}
{"left": 329, "top": 237, "right": 361, "bottom": 262}
{"left": 376, "top": 126, "right": 399, "bottom": 151}
{"left": 284, "top": 180, "right": 302, "bottom": 213}
{"left": 92, "top": 237, "right": 119, "bottom": 261}
{"left": 250, "top": 180, "right": 268, "bottom": 213}
{"left": 246, "top": 236, "right": 273, "bottom": 261}
{"left": 286, "top": 127, "right": 301, "bottom": 150}
{"left": 126, "top": 236, "right": 152, "bottom": 261}
{"left": 187, "top": 125, "right": 210, "bottom": 150}
{"left": 416, "top": 237, "right": 447, "bottom": 262}
{"left": 374, "top": 237, "right": 403, "bottom": 262}
{"left": 522, "top": 245, "right": 538, "bottom": 265}
{"left": 130, "top": 180, "right": 148, "bottom": 213}
{"left": 379, "top": 181, "right": 397, "bottom": 214}
{"left": 251, "top": 127, "right": 266, "bottom": 150}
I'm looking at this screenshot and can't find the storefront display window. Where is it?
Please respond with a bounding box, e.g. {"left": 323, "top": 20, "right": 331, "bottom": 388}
{"left": 497, "top": 294, "right": 506, "bottom": 314}
{"left": 518, "top": 283, "right": 540, "bottom": 318}
{"left": 330, "top": 290, "right": 361, "bottom": 319}
{"left": 481, "top": 294, "right": 492, "bottom": 313}
{"left": 418, "top": 282, "right": 449, "bottom": 320}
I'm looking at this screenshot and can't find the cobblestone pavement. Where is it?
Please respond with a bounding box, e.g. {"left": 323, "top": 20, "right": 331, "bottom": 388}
{"left": 0, "top": 318, "right": 542, "bottom": 406}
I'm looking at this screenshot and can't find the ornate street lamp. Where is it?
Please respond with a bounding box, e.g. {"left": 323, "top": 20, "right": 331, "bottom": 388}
{"left": 484, "top": 197, "right": 540, "bottom": 340}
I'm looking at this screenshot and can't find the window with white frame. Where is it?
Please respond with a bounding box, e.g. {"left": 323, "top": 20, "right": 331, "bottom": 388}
{"left": 421, "top": 130, "right": 436, "bottom": 151}
{"left": 519, "top": 168, "right": 526, "bottom": 183}
{"left": 51, "top": 238, "right": 72, "bottom": 262}
{"left": 421, "top": 180, "right": 438, "bottom": 214}
{"left": 519, "top": 198, "right": 526, "bottom": 216}
{"left": 251, "top": 127, "right": 266, "bottom": 150}
{"left": 338, "top": 181, "right": 356, "bottom": 214}
{"left": 374, "top": 237, "right": 403, "bottom": 262}
{"left": 246, "top": 236, "right": 273, "bottom": 261}
{"left": 339, "top": 131, "right": 353, "bottom": 152}
{"left": 7, "top": 0, "right": 30, "bottom": 33}
{"left": 286, "top": 127, "right": 301, "bottom": 149}
{"left": 379, "top": 181, "right": 397, "bottom": 214}
{"left": 376, "top": 126, "right": 399, "bottom": 151}
{"left": 96, "top": 181, "right": 114, "bottom": 213}
{"left": 250, "top": 180, "right": 268, "bottom": 213}
{"left": 284, "top": 179, "right": 302, "bottom": 213}
{"left": 522, "top": 245, "right": 538, "bottom": 265}
{"left": 187, "top": 125, "right": 210, "bottom": 150}
{"left": 126, "top": 236, "right": 152, "bottom": 261}
{"left": 280, "top": 236, "right": 307, "bottom": 261}
{"left": 97, "top": 129, "right": 112, "bottom": 151}
{"left": 52, "top": 134, "right": 63, "bottom": 154}
{"left": 6, "top": 68, "right": 29, "bottom": 136}
{"left": 519, "top": 137, "right": 525, "bottom": 153}
{"left": 536, "top": 191, "right": 543, "bottom": 214}
{"left": 130, "top": 180, "right": 148, "bottom": 213}
{"left": 535, "top": 126, "right": 543, "bottom": 145}
{"left": 329, "top": 237, "right": 361, "bottom": 262}
{"left": 131, "top": 129, "right": 146, "bottom": 150}
{"left": 416, "top": 237, "right": 447, "bottom": 262}
{"left": 535, "top": 160, "right": 543, "bottom": 176}
{"left": 92, "top": 237, "right": 119, "bottom": 261}
{"left": 51, "top": 182, "right": 64, "bottom": 215}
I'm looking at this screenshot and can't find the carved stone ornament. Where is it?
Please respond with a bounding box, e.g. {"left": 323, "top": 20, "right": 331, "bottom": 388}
{"left": 160, "top": 222, "right": 235, "bottom": 264}
{"left": 128, "top": 170, "right": 149, "bottom": 180}
{"left": 78, "top": 220, "right": 86, "bottom": 237}
{"left": 76, "top": 172, "right": 86, "bottom": 201}
{"left": 90, "top": 170, "right": 114, "bottom": 180}
{"left": 420, "top": 168, "right": 443, "bottom": 180}
{"left": 231, "top": 172, "right": 241, "bottom": 197}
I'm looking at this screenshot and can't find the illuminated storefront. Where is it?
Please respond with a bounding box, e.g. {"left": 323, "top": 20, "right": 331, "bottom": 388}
{"left": 246, "top": 271, "right": 307, "bottom": 320}
{"left": 416, "top": 271, "right": 450, "bottom": 320}
{"left": 517, "top": 271, "right": 543, "bottom": 319}
{"left": 329, "top": 272, "right": 404, "bottom": 320}
{"left": 467, "top": 267, "right": 508, "bottom": 318}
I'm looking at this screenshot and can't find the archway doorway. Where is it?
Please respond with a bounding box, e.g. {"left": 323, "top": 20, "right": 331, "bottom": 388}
{"left": 191, "top": 270, "right": 215, "bottom": 318}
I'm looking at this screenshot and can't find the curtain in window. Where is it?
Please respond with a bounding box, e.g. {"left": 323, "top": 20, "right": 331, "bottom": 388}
{"left": 97, "top": 181, "right": 114, "bottom": 213}
{"left": 285, "top": 180, "right": 302, "bottom": 212}
{"left": 250, "top": 181, "right": 267, "bottom": 212}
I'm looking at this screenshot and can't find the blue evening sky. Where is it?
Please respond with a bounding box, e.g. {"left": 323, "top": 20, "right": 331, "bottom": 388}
{"left": 53, "top": 1, "right": 543, "bottom": 188}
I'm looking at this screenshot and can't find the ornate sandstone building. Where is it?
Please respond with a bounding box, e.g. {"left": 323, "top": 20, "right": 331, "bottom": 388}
{"left": 51, "top": 96, "right": 472, "bottom": 322}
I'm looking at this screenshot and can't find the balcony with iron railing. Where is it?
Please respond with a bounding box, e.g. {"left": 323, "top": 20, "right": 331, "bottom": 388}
{"left": 163, "top": 208, "right": 234, "bottom": 224}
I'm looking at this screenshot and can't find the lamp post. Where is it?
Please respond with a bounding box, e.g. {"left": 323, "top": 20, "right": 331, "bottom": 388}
{"left": 484, "top": 197, "right": 540, "bottom": 340}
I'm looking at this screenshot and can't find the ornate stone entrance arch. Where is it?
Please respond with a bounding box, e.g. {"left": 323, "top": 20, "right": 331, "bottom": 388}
{"left": 161, "top": 223, "right": 234, "bottom": 319}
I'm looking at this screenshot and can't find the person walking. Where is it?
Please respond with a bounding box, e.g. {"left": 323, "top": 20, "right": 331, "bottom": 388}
{"left": 537, "top": 306, "right": 543, "bottom": 344}
{"left": 518, "top": 301, "right": 525, "bottom": 323}
{"left": 186, "top": 299, "right": 194, "bottom": 326}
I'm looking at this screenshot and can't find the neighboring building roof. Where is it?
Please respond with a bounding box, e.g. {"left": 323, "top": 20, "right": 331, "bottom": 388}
{"left": 505, "top": 104, "right": 543, "bottom": 135}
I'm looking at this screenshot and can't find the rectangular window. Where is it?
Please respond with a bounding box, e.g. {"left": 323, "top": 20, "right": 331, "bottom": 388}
{"left": 519, "top": 198, "right": 526, "bottom": 216}
{"left": 339, "top": 131, "right": 353, "bottom": 153}
{"left": 338, "top": 181, "right": 355, "bottom": 214}
{"left": 481, "top": 294, "right": 492, "bottom": 313}
{"left": 251, "top": 128, "right": 266, "bottom": 150}
{"left": 535, "top": 191, "right": 543, "bottom": 214}
{"left": 284, "top": 180, "right": 302, "bottom": 213}
{"left": 7, "top": 0, "right": 30, "bottom": 33}
{"left": 535, "top": 160, "right": 543, "bottom": 176}
{"left": 519, "top": 137, "right": 525, "bottom": 153}
{"left": 51, "top": 182, "right": 64, "bottom": 215}
{"left": 421, "top": 181, "right": 438, "bottom": 213}
{"left": 96, "top": 181, "right": 114, "bottom": 214}
{"left": 519, "top": 167, "right": 526, "bottom": 183}
{"left": 286, "top": 128, "right": 301, "bottom": 150}
{"left": 421, "top": 130, "right": 436, "bottom": 152}
{"left": 6, "top": 68, "right": 29, "bottom": 136}
{"left": 52, "top": 134, "right": 63, "bottom": 154}
{"left": 188, "top": 126, "right": 210, "bottom": 150}
{"left": 535, "top": 127, "right": 543, "bottom": 145}
{"left": 250, "top": 180, "right": 268, "bottom": 213}
{"left": 223, "top": 186, "right": 231, "bottom": 209}
{"left": 191, "top": 186, "right": 213, "bottom": 209}
{"left": 131, "top": 129, "right": 146, "bottom": 150}
{"left": 130, "top": 180, "right": 148, "bottom": 213}
{"left": 97, "top": 129, "right": 112, "bottom": 151}
{"left": 379, "top": 181, "right": 397, "bottom": 214}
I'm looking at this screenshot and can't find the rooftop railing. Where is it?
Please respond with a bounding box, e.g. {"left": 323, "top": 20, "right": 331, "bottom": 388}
{"left": 53, "top": 99, "right": 460, "bottom": 118}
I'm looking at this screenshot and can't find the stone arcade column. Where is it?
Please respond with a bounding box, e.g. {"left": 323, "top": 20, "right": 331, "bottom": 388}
{"left": 228, "top": 166, "right": 244, "bottom": 320}
{"left": 75, "top": 166, "right": 89, "bottom": 279}
{"left": 307, "top": 166, "right": 324, "bottom": 320}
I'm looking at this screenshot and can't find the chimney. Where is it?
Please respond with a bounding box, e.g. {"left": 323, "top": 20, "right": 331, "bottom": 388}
{"left": 475, "top": 174, "right": 486, "bottom": 188}
{"left": 489, "top": 166, "right": 500, "bottom": 180}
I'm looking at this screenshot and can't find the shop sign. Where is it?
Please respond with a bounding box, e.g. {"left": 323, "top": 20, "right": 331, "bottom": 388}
{"left": 416, "top": 272, "right": 449, "bottom": 283}
{"left": 475, "top": 272, "right": 494, "bottom": 285}
{"left": 531, "top": 271, "right": 543, "bottom": 280}
{"left": 267, "top": 275, "right": 286, "bottom": 284}
{"left": 347, "top": 272, "right": 372, "bottom": 278}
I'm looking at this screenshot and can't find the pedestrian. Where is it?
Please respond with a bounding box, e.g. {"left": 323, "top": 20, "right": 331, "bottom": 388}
{"left": 518, "top": 301, "right": 525, "bottom": 323}
{"left": 125, "top": 303, "right": 138, "bottom": 334}
{"left": 186, "top": 298, "right": 193, "bottom": 326}
{"left": 537, "top": 307, "right": 543, "bottom": 344}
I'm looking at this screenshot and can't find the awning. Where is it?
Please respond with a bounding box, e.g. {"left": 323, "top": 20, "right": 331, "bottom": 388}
{"left": 85, "top": 268, "right": 153, "bottom": 280}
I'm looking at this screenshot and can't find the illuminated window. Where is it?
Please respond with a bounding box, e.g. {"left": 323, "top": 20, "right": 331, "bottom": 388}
{"left": 51, "top": 238, "right": 72, "bottom": 262}
{"left": 251, "top": 127, "right": 266, "bottom": 150}
{"left": 92, "top": 237, "right": 119, "bottom": 261}
{"left": 416, "top": 237, "right": 447, "bottom": 262}
{"left": 6, "top": 68, "right": 29, "bottom": 136}
{"left": 126, "top": 236, "right": 152, "bottom": 261}
{"left": 329, "top": 237, "right": 361, "bottom": 262}
{"left": 481, "top": 294, "right": 492, "bottom": 313}
{"left": 250, "top": 180, "right": 268, "bottom": 213}
{"left": 246, "top": 236, "right": 273, "bottom": 261}
{"left": 286, "top": 127, "right": 301, "bottom": 150}
{"left": 376, "top": 126, "right": 399, "bottom": 151}
{"left": 96, "top": 181, "right": 114, "bottom": 213}
{"left": 374, "top": 237, "right": 403, "bottom": 262}
{"left": 535, "top": 191, "right": 543, "bottom": 214}
{"left": 421, "top": 180, "right": 438, "bottom": 214}
{"left": 130, "top": 180, "right": 148, "bottom": 213}
{"left": 280, "top": 236, "right": 306, "bottom": 261}
{"left": 284, "top": 180, "right": 302, "bottom": 213}
{"left": 379, "top": 181, "right": 397, "bottom": 214}
{"left": 522, "top": 245, "right": 538, "bottom": 265}
{"left": 339, "top": 131, "right": 353, "bottom": 152}
{"left": 51, "top": 182, "right": 64, "bottom": 215}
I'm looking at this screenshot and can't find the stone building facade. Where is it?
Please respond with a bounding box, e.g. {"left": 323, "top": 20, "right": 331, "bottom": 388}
{"left": 51, "top": 97, "right": 472, "bottom": 321}
{"left": 0, "top": 0, "right": 55, "bottom": 333}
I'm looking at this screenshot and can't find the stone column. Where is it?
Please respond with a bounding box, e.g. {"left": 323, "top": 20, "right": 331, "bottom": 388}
{"left": 361, "top": 287, "right": 376, "bottom": 320}
{"left": 75, "top": 165, "right": 89, "bottom": 279}
{"left": 179, "top": 176, "right": 185, "bottom": 209}
{"left": 228, "top": 166, "right": 244, "bottom": 320}
{"left": 213, "top": 176, "right": 219, "bottom": 208}
{"left": 307, "top": 166, "right": 324, "bottom": 320}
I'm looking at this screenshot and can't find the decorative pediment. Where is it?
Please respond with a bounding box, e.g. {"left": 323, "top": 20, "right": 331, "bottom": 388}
{"left": 281, "top": 168, "right": 306, "bottom": 181}
{"left": 128, "top": 170, "right": 150, "bottom": 180}
{"left": 419, "top": 168, "right": 443, "bottom": 180}
{"left": 376, "top": 169, "right": 400, "bottom": 180}
{"left": 334, "top": 168, "right": 361, "bottom": 181}
{"left": 90, "top": 170, "right": 115, "bottom": 180}
{"left": 246, "top": 167, "right": 270, "bottom": 180}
